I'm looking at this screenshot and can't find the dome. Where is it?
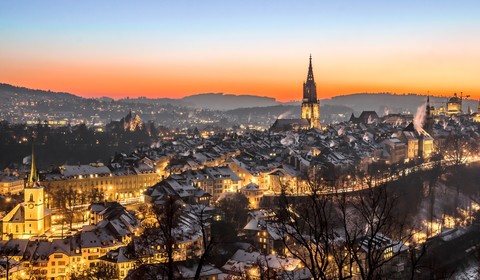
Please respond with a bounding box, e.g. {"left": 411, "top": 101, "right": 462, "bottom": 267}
{"left": 448, "top": 93, "right": 461, "bottom": 104}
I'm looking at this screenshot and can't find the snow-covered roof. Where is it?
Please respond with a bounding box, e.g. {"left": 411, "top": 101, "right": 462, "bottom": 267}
{"left": 62, "top": 164, "right": 111, "bottom": 178}
{"left": 177, "top": 264, "right": 222, "bottom": 278}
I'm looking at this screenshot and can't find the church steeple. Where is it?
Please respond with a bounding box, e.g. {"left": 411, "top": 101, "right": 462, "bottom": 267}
{"left": 28, "top": 144, "right": 39, "bottom": 186}
{"left": 301, "top": 55, "right": 320, "bottom": 129}
{"left": 303, "top": 55, "right": 317, "bottom": 102}
{"left": 22, "top": 142, "right": 47, "bottom": 237}
{"left": 424, "top": 96, "right": 434, "bottom": 134}
{"left": 307, "top": 54, "right": 314, "bottom": 82}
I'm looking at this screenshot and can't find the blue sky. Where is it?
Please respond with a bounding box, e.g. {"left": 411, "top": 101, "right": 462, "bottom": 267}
{"left": 1, "top": 1, "right": 479, "bottom": 100}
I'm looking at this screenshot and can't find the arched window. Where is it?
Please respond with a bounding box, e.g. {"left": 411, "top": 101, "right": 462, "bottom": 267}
{"left": 29, "top": 193, "right": 34, "bottom": 202}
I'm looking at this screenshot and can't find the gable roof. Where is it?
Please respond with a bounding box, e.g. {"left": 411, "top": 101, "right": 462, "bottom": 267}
{"left": 270, "top": 119, "right": 310, "bottom": 132}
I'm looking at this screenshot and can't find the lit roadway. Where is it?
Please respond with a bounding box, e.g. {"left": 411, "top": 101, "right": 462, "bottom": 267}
{"left": 49, "top": 155, "right": 480, "bottom": 237}
{"left": 324, "top": 155, "right": 480, "bottom": 194}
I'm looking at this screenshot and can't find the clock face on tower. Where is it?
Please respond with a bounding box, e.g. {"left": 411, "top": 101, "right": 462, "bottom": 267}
{"left": 28, "top": 203, "right": 34, "bottom": 209}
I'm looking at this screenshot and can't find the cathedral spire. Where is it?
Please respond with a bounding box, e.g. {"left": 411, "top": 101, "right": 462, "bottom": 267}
{"left": 307, "top": 54, "right": 314, "bottom": 82}
{"left": 303, "top": 55, "right": 317, "bottom": 102}
{"left": 28, "top": 144, "right": 39, "bottom": 186}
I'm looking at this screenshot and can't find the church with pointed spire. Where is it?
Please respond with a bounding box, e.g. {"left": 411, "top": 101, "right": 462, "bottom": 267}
{"left": 301, "top": 55, "right": 321, "bottom": 129}
{"left": 1, "top": 145, "right": 51, "bottom": 239}
{"left": 270, "top": 55, "right": 321, "bottom": 132}
{"left": 424, "top": 96, "right": 434, "bottom": 134}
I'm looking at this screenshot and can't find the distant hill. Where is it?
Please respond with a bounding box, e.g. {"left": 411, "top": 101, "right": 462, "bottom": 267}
{"left": 0, "top": 84, "right": 281, "bottom": 110}
{"left": 0, "top": 83, "right": 82, "bottom": 102}
{"left": 118, "top": 97, "right": 187, "bottom": 107}
{"left": 1, "top": 83, "right": 478, "bottom": 116}
{"left": 322, "top": 93, "right": 479, "bottom": 115}
{"left": 117, "top": 93, "right": 279, "bottom": 110}
{"left": 181, "top": 93, "right": 278, "bottom": 110}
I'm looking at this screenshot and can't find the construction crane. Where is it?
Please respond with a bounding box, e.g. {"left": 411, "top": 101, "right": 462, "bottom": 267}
{"left": 460, "top": 92, "right": 470, "bottom": 102}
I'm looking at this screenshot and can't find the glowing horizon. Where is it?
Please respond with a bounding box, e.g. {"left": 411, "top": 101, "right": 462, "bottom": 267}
{"left": 1, "top": 1, "right": 479, "bottom": 102}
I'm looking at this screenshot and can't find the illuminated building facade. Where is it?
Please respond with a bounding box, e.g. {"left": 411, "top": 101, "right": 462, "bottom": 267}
{"left": 41, "top": 164, "right": 160, "bottom": 207}
{"left": 447, "top": 93, "right": 462, "bottom": 115}
{"left": 301, "top": 55, "right": 321, "bottom": 129}
{"left": 1, "top": 148, "right": 52, "bottom": 239}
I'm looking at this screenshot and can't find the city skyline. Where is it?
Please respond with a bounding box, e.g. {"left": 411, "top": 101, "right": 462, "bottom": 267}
{"left": 1, "top": 1, "right": 480, "bottom": 101}
{"left": 3, "top": 2, "right": 480, "bottom": 279}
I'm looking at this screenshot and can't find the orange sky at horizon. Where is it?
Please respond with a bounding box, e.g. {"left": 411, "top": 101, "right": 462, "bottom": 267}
{"left": 3, "top": 79, "right": 476, "bottom": 102}
{"left": 2, "top": 57, "right": 478, "bottom": 102}
{"left": 2, "top": 75, "right": 478, "bottom": 102}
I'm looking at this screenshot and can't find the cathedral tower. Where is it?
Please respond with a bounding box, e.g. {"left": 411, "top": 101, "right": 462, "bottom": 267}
{"left": 301, "top": 55, "right": 320, "bottom": 128}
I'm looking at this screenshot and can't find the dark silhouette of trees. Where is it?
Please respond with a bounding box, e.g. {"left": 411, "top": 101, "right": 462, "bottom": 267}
{"left": 128, "top": 195, "right": 217, "bottom": 280}
{"left": 442, "top": 132, "right": 478, "bottom": 226}
{"left": 0, "top": 243, "right": 21, "bottom": 280}
{"left": 0, "top": 121, "right": 156, "bottom": 169}
{"left": 443, "top": 132, "right": 475, "bottom": 167}
{"left": 70, "top": 263, "right": 118, "bottom": 280}
{"left": 218, "top": 192, "right": 249, "bottom": 230}
{"left": 49, "top": 186, "right": 80, "bottom": 237}
{"left": 192, "top": 205, "right": 215, "bottom": 280}
{"left": 339, "top": 185, "right": 411, "bottom": 280}
{"left": 424, "top": 160, "right": 443, "bottom": 238}
{"left": 275, "top": 173, "right": 423, "bottom": 280}
{"left": 276, "top": 182, "right": 337, "bottom": 280}
{"left": 153, "top": 194, "right": 182, "bottom": 280}
{"left": 129, "top": 194, "right": 183, "bottom": 280}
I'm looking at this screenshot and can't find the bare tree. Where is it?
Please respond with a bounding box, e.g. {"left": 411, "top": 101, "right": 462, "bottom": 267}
{"left": 0, "top": 243, "right": 21, "bottom": 280}
{"left": 405, "top": 241, "right": 428, "bottom": 280}
{"left": 157, "top": 195, "right": 183, "bottom": 280}
{"left": 337, "top": 184, "right": 412, "bottom": 280}
{"left": 248, "top": 254, "right": 277, "bottom": 280}
{"left": 425, "top": 160, "right": 443, "bottom": 238}
{"left": 276, "top": 180, "right": 338, "bottom": 280}
{"left": 277, "top": 164, "right": 429, "bottom": 280}
{"left": 217, "top": 192, "right": 249, "bottom": 230}
{"left": 443, "top": 132, "right": 477, "bottom": 225}
{"left": 129, "top": 194, "right": 182, "bottom": 280}
{"left": 192, "top": 204, "right": 215, "bottom": 280}
{"left": 443, "top": 132, "right": 472, "bottom": 167}
{"left": 128, "top": 192, "right": 217, "bottom": 280}
{"left": 70, "top": 263, "right": 118, "bottom": 280}
{"left": 51, "top": 186, "right": 80, "bottom": 237}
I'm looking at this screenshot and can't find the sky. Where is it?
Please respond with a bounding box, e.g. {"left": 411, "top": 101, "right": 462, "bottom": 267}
{"left": 1, "top": 1, "right": 479, "bottom": 101}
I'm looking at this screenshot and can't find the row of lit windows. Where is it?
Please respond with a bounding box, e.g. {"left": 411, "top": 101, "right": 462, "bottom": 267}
{"left": 152, "top": 243, "right": 189, "bottom": 250}
{"left": 51, "top": 268, "right": 66, "bottom": 274}
{"left": 120, "top": 263, "right": 133, "bottom": 268}
{"left": 53, "top": 174, "right": 158, "bottom": 187}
